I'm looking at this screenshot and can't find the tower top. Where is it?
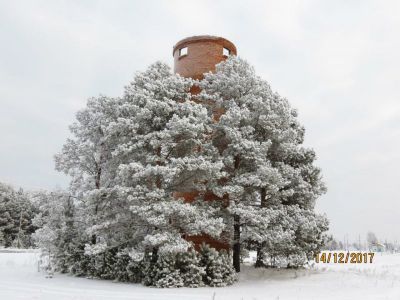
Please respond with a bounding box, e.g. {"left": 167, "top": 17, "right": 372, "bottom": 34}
{"left": 172, "top": 35, "right": 237, "bottom": 80}
{"left": 172, "top": 35, "right": 237, "bottom": 57}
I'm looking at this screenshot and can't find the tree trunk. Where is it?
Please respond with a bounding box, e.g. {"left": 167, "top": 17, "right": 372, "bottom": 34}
{"left": 255, "top": 243, "right": 266, "bottom": 268}
{"left": 151, "top": 247, "right": 158, "bottom": 264}
{"left": 16, "top": 210, "right": 23, "bottom": 249}
{"left": 255, "top": 187, "right": 267, "bottom": 267}
{"left": 233, "top": 214, "right": 241, "bottom": 272}
{"left": 231, "top": 155, "right": 241, "bottom": 272}
{"left": 260, "top": 187, "right": 267, "bottom": 207}
{"left": 91, "top": 162, "right": 102, "bottom": 245}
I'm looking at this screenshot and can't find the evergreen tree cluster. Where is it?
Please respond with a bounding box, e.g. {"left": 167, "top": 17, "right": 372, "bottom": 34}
{"left": 143, "top": 245, "right": 236, "bottom": 288}
{"left": 38, "top": 234, "right": 236, "bottom": 288}
{"left": 32, "top": 56, "right": 328, "bottom": 286}
{"left": 0, "top": 182, "right": 37, "bottom": 248}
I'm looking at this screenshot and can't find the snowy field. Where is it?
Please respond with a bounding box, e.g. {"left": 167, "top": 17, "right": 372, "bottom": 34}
{"left": 1, "top": 250, "right": 400, "bottom": 300}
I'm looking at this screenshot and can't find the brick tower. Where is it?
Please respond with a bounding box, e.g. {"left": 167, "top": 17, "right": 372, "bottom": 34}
{"left": 172, "top": 35, "right": 237, "bottom": 251}
{"left": 173, "top": 35, "right": 237, "bottom": 80}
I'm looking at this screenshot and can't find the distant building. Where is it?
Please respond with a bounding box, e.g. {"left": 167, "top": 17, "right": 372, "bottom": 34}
{"left": 370, "top": 242, "right": 385, "bottom": 252}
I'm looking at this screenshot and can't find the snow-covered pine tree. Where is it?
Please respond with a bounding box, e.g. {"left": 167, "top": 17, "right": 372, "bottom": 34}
{"left": 126, "top": 251, "right": 151, "bottom": 283}
{"left": 99, "top": 249, "right": 117, "bottom": 280}
{"left": 54, "top": 95, "right": 145, "bottom": 276}
{"left": 199, "top": 244, "right": 237, "bottom": 287}
{"left": 110, "top": 62, "right": 225, "bottom": 259}
{"left": 54, "top": 95, "right": 122, "bottom": 248}
{"left": 112, "top": 249, "right": 137, "bottom": 282}
{"left": 154, "top": 254, "right": 184, "bottom": 288}
{"left": 0, "top": 183, "right": 20, "bottom": 247}
{"left": 50, "top": 56, "right": 328, "bottom": 282}
{"left": 176, "top": 250, "right": 205, "bottom": 287}
{"left": 54, "top": 62, "right": 227, "bottom": 284}
{"left": 0, "top": 182, "right": 37, "bottom": 248}
{"left": 32, "top": 189, "right": 82, "bottom": 273}
{"left": 246, "top": 204, "right": 328, "bottom": 268}
{"left": 198, "top": 56, "right": 328, "bottom": 270}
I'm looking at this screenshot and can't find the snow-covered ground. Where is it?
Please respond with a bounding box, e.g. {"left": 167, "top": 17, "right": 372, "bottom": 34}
{"left": 1, "top": 250, "right": 400, "bottom": 300}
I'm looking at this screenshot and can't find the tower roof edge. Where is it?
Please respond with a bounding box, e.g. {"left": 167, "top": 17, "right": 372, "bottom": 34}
{"left": 172, "top": 35, "right": 237, "bottom": 57}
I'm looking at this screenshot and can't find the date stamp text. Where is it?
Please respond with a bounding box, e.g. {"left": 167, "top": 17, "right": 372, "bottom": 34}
{"left": 315, "top": 252, "right": 375, "bottom": 264}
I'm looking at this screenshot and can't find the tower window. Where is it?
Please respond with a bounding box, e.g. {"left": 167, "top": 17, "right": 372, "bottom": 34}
{"left": 223, "top": 47, "right": 230, "bottom": 56}
{"left": 179, "top": 47, "right": 188, "bottom": 57}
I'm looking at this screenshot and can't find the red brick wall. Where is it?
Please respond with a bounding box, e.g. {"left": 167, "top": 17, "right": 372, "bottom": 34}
{"left": 173, "top": 35, "right": 237, "bottom": 80}
{"left": 172, "top": 36, "right": 237, "bottom": 251}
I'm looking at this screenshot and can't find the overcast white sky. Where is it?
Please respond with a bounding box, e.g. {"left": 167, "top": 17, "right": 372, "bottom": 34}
{"left": 1, "top": 0, "right": 399, "bottom": 243}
